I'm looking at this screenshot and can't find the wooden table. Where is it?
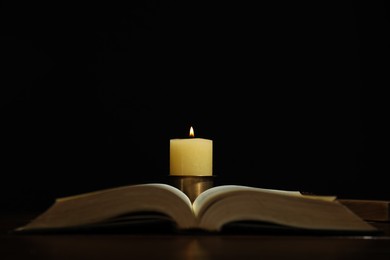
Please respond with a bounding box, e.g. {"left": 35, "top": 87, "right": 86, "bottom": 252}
{"left": 1, "top": 212, "right": 390, "bottom": 260}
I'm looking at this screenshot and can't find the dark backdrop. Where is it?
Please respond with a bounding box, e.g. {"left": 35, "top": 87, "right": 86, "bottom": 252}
{"left": 1, "top": 2, "right": 389, "bottom": 212}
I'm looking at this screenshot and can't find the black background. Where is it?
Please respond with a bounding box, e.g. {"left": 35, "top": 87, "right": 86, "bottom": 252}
{"left": 1, "top": 2, "right": 389, "bottom": 212}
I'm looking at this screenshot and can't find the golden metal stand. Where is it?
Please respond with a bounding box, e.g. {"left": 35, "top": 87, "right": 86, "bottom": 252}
{"left": 169, "top": 175, "right": 215, "bottom": 203}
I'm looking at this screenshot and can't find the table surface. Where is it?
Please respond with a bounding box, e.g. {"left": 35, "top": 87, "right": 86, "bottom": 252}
{"left": 1, "top": 212, "right": 390, "bottom": 260}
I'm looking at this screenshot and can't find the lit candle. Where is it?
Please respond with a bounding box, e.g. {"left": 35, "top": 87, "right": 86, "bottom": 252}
{"left": 170, "top": 127, "right": 213, "bottom": 176}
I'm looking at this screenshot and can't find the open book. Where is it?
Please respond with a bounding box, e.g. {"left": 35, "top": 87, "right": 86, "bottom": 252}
{"left": 15, "top": 183, "right": 378, "bottom": 234}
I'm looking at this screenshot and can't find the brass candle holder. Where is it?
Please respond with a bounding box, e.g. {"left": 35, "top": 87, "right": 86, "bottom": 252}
{"left": 169, "top": 175, "right": 215, "bottom": 203}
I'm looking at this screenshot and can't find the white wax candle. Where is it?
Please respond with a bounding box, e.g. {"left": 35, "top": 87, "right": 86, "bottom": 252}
{"left": 170, "top": 129, "right": 213, "bottom": 176}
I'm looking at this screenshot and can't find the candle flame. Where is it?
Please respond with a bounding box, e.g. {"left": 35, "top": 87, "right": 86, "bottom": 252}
{"left": 189, "top": 126, "right": 195, "bottom": 137}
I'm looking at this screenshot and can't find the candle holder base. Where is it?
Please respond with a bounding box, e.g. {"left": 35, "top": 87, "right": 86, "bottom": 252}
{"left": 169, "top": 175, "right": 215, "bottom": 203}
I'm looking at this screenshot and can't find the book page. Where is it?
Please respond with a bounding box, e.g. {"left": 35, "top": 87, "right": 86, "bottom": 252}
{"left": 193, "top": 185, "right": 336, "bottom": 218}
{"left": 57, "top": 183, "right": 192, "bottom": 207}
{"left": 195, "top": 190, "right": 376, "bottom": 232}
{"left": 17, "top": 183, "right": 196, "bottom": 232}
